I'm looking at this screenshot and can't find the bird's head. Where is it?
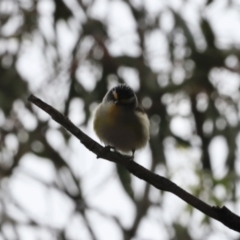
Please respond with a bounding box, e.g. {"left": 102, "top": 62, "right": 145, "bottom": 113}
{"left": 103, "top": 84, "right": 137, "bottom": 109}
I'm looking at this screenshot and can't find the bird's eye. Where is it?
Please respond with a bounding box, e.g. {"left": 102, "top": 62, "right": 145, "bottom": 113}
{"left": 122, "top": 96, "right": 135, "bottom": 103}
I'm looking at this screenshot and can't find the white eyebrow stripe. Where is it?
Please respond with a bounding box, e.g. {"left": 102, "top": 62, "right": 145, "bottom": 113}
{"left": 112, "top": 90, "right": 118, "bottom": 100}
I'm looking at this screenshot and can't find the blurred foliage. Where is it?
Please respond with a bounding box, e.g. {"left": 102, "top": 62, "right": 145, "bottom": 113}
{"left": 0, "top": 0, "right": 240, "bottom": 239}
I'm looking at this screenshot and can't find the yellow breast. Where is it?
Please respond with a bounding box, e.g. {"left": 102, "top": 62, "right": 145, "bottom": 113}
{"left": 93, "top": 102, "right": 149, "bottom": 152}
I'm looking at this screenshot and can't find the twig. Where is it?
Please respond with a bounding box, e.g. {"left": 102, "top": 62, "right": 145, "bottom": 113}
{"left": 28, "top": 94, "right": 240, "bottom": 233}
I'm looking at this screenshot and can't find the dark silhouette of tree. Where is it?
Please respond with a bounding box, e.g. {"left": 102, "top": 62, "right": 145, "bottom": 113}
{"left": 1, "top": 0, "right": 240, "bottom": 239}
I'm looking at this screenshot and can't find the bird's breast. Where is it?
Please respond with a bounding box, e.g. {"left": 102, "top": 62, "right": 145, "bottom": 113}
{"left": 94, "top": 103, "right": 149, "bottom": 152}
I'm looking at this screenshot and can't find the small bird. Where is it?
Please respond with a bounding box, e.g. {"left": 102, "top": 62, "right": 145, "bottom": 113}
{"left": 93, "top": 84, "right": 150, "bottom": 157}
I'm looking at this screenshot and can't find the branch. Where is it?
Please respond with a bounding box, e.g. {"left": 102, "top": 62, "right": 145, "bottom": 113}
{"left": 28, "top": 94, "right": 240, "bottom": 233}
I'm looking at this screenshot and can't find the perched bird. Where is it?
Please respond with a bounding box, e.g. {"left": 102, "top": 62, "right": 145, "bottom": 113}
{"left": 93, "top": 84, "right": 149, "bottom": 156}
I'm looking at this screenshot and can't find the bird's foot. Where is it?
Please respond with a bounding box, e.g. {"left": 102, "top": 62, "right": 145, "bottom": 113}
{"left": 97, "top": 145, "right": 116, "bottom": 158}
{"left": 130, "top": 149, "right": 135, "bottom": 161}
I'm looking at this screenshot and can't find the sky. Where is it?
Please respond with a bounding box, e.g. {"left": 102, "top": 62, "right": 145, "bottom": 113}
{"left": 1, "top": 0, "right": 240, "bottom": 239}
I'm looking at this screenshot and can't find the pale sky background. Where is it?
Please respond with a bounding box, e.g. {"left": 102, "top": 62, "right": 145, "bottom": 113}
{"left": 1, "top": 0, "right": 240, "bottom": 239}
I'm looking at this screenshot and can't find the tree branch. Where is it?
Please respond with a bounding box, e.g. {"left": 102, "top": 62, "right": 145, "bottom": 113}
{"left": 28, "top": 94, "right": 240, "bottom": 233}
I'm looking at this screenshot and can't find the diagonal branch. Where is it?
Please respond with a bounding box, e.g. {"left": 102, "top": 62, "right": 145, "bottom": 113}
{"left": 28, "top": 94, "right": 240, "bottom": 233}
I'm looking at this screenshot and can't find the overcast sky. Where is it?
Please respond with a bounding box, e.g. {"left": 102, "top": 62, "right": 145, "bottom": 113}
{"left": 2, "top": 0, "right": 240, "bottom": 239}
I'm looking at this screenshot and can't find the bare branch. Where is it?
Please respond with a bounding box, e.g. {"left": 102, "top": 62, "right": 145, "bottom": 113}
{"left": 28, "top": 94, "right": 240, "bottom": 233}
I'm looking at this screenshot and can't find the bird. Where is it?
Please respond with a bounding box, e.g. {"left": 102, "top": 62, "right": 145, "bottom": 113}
{"left": 93, "top": 84, "right": 149, "bottom": 157}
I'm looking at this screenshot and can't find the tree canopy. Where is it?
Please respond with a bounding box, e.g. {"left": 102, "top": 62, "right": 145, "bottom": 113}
{"left": 0, "top": 0, "right": 240, "bottom": 239}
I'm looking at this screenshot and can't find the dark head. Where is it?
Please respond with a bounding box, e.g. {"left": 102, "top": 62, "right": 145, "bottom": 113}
{"left": 104, "top": 84, "right": 137, "bottom": 108}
